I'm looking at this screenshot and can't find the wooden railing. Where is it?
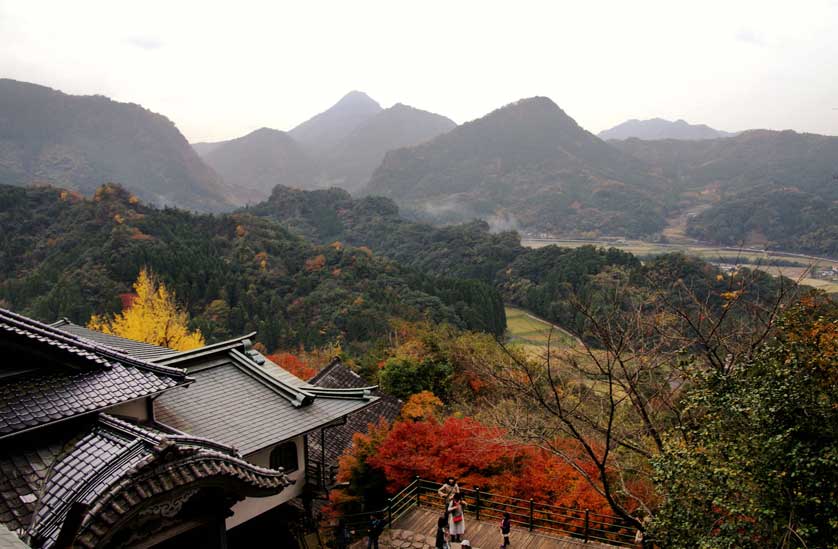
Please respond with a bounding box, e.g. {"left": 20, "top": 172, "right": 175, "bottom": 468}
{"left": 324, "top": 477, "right": 638, "bottom": 547}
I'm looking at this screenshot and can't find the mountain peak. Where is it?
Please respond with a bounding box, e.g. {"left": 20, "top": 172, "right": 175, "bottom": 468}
{"left": 337, "top": 90, "right": 380, "bottom": 108}
{"left": 289, "top": 91, "right": 383, "bottom": 152}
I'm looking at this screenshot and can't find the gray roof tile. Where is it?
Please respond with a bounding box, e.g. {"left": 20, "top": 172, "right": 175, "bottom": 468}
{"left": 48, "top": 320, "right": 176, "bottom": 361}
{"left": 0, "top": 309, "right": 188, "bottom": 439}
{"left": 155, "top": 357, "right": 378, "bottom": 456}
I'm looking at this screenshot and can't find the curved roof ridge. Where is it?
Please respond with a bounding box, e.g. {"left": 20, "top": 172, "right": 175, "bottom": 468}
{"left": 0, "top": 308, "right": 187, "bottom": 381}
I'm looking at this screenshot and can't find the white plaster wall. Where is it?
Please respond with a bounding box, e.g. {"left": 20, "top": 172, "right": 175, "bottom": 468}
{"left": 226, "top": 436, "right": 306, "bottom": 529}
{"left": 107, "top": 398, "right": 149, "bottom": 422}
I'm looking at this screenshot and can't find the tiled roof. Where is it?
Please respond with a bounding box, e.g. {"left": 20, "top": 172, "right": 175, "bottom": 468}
{"left": 0, "top": 363, "right": 182, "bottom": 440}
{"left": 155, "top": 352, "right": 379, "bottom": 456}
{"left": 0, "top": 415, "right": 293, "bottom": 548}
{"left": 0, "top": 429, "right": 66, "bottom": 535}
{"left": 48, "top": 320, "right": 175, "bottom": 361}
{"left": 0, "top": 309, "right": 189, "bottom": 440}
{"left": 308, "top": 360, "right": 403, "bottom": 467}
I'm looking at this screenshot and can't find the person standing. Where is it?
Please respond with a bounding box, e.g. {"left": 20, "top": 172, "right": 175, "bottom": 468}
{"left": 367, "top": 513, "right": 385, "bottom": 549}
{"left": 435, "top": 514, "right": 449, "bottom": 549}
{"left": 448, "top": 493, "right": 466, "bottom": 543}
{"left": 438, "top": 477, "right": 460, "bottom": 511}
{"left": 335, "top": 519, "right": 351, "bottom": 549}
{"left": 499, "top": 512, "right": 511, "bottom": 547}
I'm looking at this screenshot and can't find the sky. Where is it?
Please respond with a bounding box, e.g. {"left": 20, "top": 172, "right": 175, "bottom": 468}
{"left": 1, "top": 0, "right": 837, "bottom": 142}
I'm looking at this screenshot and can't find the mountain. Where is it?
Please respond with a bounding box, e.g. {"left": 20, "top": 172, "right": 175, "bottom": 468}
{"left": 203, "top": 98, "right": 456, "bottom": 199}
{"left": 363, "top": 97, "right": 671, "bottom": 237}
{"left": 200, "top": 128, "right": 316, "bottom": 204}
{"left": 191, "top": 141, "right": 223, "bottom": 157}
{"left": 289, "top": 91, "right": 382, "bottom": 152}
{"left": 599, "top": 118, "right": 735, "bottom": 141}
{"left": 614, "top": 130, "right": 838, "bottom": 255}
{"left": 0, "top": 79, "right": 232, "bottom": 211}
{"left": 318, "top": 103, "right": 456, "bottom": 192}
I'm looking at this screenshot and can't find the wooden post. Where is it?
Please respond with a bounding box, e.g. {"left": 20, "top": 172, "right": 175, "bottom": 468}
{"left": 584, "top": 509, "right": 590, "bottom": 543}
{"left": 475, "top": 487, "right": 481, "bottom": 521}
{"left": 415, "top": 476, "right": 421, "bottom": 508}
{"left": 529, "top": 499, "right": 534, "bottom": 532}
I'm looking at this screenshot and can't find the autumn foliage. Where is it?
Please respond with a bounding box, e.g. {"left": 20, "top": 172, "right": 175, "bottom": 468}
{"left": 268, "top": 352, "right": 318, "bottom": 381}
{"left": 88, "top": 267, "right": 205, "bottom": 351}
{"left": 336, "top": 415, "right": 615, "bottom": 515}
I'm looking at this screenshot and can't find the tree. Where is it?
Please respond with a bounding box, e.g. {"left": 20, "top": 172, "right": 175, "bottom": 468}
{"left": 399, "top": 391, "right": 443, "bottom": 421}
{"left": 268, "top": 352, "right": 317, "bottom": 380}
{"left": 378, "top": 356, "right": 453, "bottom": 400}
{"left": 480, "top": 264, "right": 797, "bottom": 532}
{"left": 89, "top": 267, "right": 205, "bottom": 351}
{"left": 649, "top": 294, "right": 838, "bottom": 548}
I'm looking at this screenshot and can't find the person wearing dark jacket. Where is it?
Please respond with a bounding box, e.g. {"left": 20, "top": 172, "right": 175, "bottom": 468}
{"left": 435, "top": 514, "right": 449, "bottom": 549}
{"left": 367, "top": 513, "right": 385, "bottom": 549}
{"left": 500, "top": 512, "right": 511, "bottom": 547}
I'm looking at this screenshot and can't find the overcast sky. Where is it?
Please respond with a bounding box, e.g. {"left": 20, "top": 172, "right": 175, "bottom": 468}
{"left": 2, "top": 0, "right": 837, "bottom": 142}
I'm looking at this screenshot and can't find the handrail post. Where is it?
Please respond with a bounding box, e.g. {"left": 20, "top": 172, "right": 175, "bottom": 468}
{"left": 475, "top": 487, "right": 481, "bottom": 521}
{"left": 529, "top": 498, "right": 534, "bottom": 532}
{"left": 388, "top": 498, "right": 393, "bottom": 528}
{"left": 415, "top": 476, "right": 421, "bottom": 508}
{"left": 584, "top": 509, "right": 590, "bottom": 543}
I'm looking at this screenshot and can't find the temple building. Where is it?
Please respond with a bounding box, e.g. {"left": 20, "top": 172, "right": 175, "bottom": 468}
{"left": 0, "top": 309, "right": 378, "bottom": 548}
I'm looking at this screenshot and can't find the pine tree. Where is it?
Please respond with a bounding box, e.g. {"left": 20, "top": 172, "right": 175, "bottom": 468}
{"left": 89, "top": 268, "right": 205, "bottom": 351}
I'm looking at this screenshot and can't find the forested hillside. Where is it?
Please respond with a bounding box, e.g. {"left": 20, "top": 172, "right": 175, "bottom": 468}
{"left": 0, "top": 184, "right": 505, "bottom": 351}
{"left": 0, "top": 79, "right": 232, "bottom": 211}
{"left": 363, "top": 97, "right": 671, "bottom": 237}
{"left": 247, "top": 185, "right": 789, "bottom": 338}
{"left": 614, "top": 130, "right": 838, "bottom": 255}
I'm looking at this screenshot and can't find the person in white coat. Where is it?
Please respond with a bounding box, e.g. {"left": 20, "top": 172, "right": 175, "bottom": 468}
{"left": 447, "top": 493, "right": 466, "bottom": 542}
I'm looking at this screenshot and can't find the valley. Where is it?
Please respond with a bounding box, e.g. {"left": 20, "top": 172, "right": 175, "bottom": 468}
{"left": 522, "top": 237, "right": 838, "bottom": 294}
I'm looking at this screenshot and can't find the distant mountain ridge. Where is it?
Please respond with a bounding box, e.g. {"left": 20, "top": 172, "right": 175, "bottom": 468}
{"left": 200, "top": 127, "right": 316, "bottom": 204}
{"left": 599, "top": 118, "right": 735, "bottom": 141}
{"left": 198, "top": 93, "right": 457, "bottom": 202}
{"left": 363, "top": 96, "right": 671, "bottom": 237}
{"left": 0, "top": 78, "right": 232, "bottom": 211}
{"left": 319, "top": 102, "right": 456, "bottom": 192}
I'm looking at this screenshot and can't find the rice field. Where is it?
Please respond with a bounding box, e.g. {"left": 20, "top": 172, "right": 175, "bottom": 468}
{"left": 505, "top": 306, "right": 577, "bottom": 349}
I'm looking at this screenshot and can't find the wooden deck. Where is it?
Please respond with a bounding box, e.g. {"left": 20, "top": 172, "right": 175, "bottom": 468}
{"left": 390, "top": 507, "right": 622, "bottom": 549}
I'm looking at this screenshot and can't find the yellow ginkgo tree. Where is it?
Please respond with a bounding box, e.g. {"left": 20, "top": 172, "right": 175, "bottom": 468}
{"left": 89, "top": 268, "right": 205, "bottom": 351}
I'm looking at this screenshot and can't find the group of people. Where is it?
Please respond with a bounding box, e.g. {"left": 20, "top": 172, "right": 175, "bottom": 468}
{"left": 435, "top": 477, "right": 511, "bottom": 549}
{"left": 337, "top": 476, "right": 513, "bottom": 549}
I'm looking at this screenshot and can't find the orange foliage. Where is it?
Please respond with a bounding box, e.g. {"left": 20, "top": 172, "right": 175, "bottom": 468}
{"left": 269, "top": 352, "right": 317, "bottom": 381}
{"left": 128, "top": 227, "right": 154, "bottom": 241}
{"left": 305, "top": 254, "right": 327, "bottom": 272}
{"left": 400, "top": 391, "right": 443, "bottom": 421}
{"left": 365, "top": 417, "right": 614, "bottom": 514}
